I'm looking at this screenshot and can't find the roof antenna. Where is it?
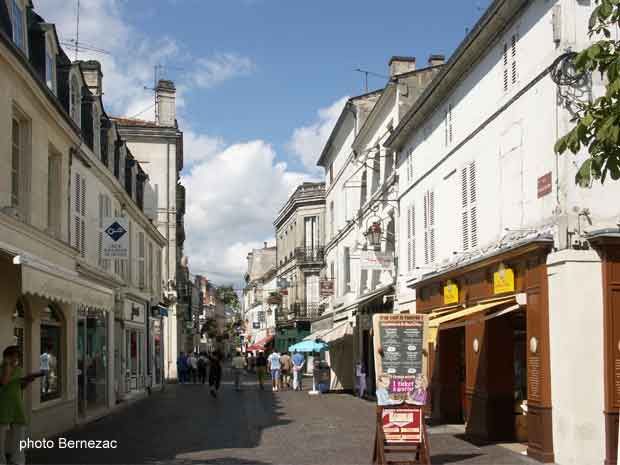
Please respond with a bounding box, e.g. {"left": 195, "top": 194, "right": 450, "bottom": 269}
{"left": 74, "top": 0, "right": 79, "bottom": 60}
{"left": 143, "top": 64, "right": 184, "bottom": 122}
{"left": 354, "top": 68, "right": 389, "bottom": 93}
{"left": 60, "top": 0, "right": 110, "bottom": 60}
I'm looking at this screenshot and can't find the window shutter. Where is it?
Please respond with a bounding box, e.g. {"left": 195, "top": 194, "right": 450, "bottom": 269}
{"left": 461, "top": 167, "right": 470, "bottom": 251}
{"left": 511, "top": 34, "right": 518, "bottom": 84}
{"left": 469, "top": 162, "right": 478, "bottom": 248}
{"left": 448, "top": 105, "right": 453, "bottom": 144}
{"left": 461, "top": 162, "right": 478, "bottom": 251}
{"left": 408, "top": 205, "right": 416, "bottom": 272}
{"left": 429, "top": 191, "right": 436, "bottom": 263}
{"left": 423, "top": 194, "right": 429, "bottom": 264}
{"left": 139, "top": 231, "right": 145, "bottom": 289}
{"left": 503, "top": 43, "right": 509, "bottom": 92}
{"left": 98, "top": 194, "right": 103, "bottom": 266}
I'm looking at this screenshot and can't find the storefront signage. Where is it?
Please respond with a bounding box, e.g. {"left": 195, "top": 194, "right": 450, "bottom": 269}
{"left": 102, "top": 217, "right": 129, "bottom": 258}
{"left": 443, "top": 280, "right": 459, "bottom": 305}
{"left": 381, "top": 407, "right": 423, "bottom": 444}
{"left": 361, "top": 250, "right": 394, "bottom": 271}
{"left": 537, "top": 172, "right": 552, "bottom": 198}
{"left": 493, "top": 266, "right": 515, "bottom": 294}
{"left": 320, "top": 279, "right": 335, "bottom": 297}
{"left": 253, "top": 322, "right": 260, "bottom": 329}
{"left": 373, "top": 314, "right": 428, "bottom": 405}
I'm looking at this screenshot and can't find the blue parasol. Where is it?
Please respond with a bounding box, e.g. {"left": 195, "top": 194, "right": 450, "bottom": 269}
{"left": 288, "top": 339, "right": 328, "bottom": 353}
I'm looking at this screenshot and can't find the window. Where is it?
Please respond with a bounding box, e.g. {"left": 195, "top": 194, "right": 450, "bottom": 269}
{"left": 70, "top": 75, "right": 81, "bottom": 125}
{"left": 343, "top": 247, "right": 351, "bottom": 293}
{"left": 13, "top": 301, "right": 25, "bottom": 368}
{"left": 11, "top": 118, "right": 21, "bottom": 208}
{"left": 503, "top": 33, "right": 519, "bottom": 92}
{"left": 371, "top": 150, "right": 381, "bottom": 193}
{"left": 304, "top": 216, "right": 319, "bottom": 249}
{"left": 73, "top": 172, "right": 86, "bottom": 257}
{"left": 423, "top": 190, "right": 436, "bottom": 264}
{"left": 45, "top": 50, "right": 55, "bottom": 92}
{"left": 444, "top": 104, "right": 453, "bottom": 147}
{"left": 40, "top": 305, "right": 62, "bottom": 402}
{"left": 329, "top": 201, "right": 335, "bottom": 239}
{"left": 405, "top": 147, "right": 414, "bottom": 183}
{"left": 10, "top": 0, "right": 24, "bottom": 51}
{"left": 407, "top": 204, "right": 416, "bottom": 272}
{"left": 47, "top": 151, "right": 62, "bottom": 237}
{"left": 385, "top": 150, "right": 394, "bottom": 180}
{"left": 461, "top": 161, "right": 478, "bottom": 251}
{"left": 148, "top": 242, "right": 154, "bottom": 292}
{"left": 329, "top": 164, "right": 333, "bottom": 184}
{"left": 98, "top": 194, "right": 112, "bottom": 270}
{"left": 138, "top": 231, "right": 145, "bottom": 289}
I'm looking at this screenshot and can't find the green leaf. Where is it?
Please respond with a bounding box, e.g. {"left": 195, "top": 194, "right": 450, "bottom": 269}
{"left": 600, "top": 1, "right": 613, "bottom": 20}
{"left": 576, "top": 159, "right": 593, "bottom": 187}
{"left": 588, "top": 44, "right": 602, "bottom": 59}
{"left": 590, "top": 6, "right": 601, "bottom": 30}
{"left": 554, "top": 134, "right": 568, "bottom": 154}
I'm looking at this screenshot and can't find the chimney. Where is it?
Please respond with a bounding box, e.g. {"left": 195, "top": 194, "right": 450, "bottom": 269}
{"left": 79, "top": 60, "right": 103, "bottom": 96}
{"left": 264, "top": 242, "right": 268, "bottom": 249}
{"left": 389, "top": 56, "right": 416, "bottom": 77}
{"left": 156, "top": 79, "right": 176, "bottom": 126}
{"left": 428, "top": 54, "right": 445, "bottom": 68}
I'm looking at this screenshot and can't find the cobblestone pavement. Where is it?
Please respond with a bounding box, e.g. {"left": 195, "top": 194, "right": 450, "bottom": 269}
{"left": 28, "top": 372, "right": 541, "bottom": 465}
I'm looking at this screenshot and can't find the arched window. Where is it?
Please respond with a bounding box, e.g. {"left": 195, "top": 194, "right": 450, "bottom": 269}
{"left": 70, "top": 75, "right": 81, "bottom": 126}
{"left": 40, "top": 304, "right": 62, "bottom": 402}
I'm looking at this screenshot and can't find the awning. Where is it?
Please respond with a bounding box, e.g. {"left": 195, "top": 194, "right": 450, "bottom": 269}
{"left": 15, "top": 255, "right": 114, "bottom": 311}
{"left": 247, "top": 335, "right": 274, "bottom": 352}
{"left": 340, "top": 284, "right": 394, "bottom": 314}
{"left": 304, "top": 321, "right": 353, "bottom": 344}
{"left": 427, "top": 298, "right": 517, "bottom": 344}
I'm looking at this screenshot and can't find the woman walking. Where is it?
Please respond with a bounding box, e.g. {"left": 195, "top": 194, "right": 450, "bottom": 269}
{"left": 207, "top": 351, "right": 223, "bottom": 398}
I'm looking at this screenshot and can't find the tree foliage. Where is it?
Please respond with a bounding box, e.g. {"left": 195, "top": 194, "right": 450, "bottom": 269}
{"left": 555, "top": 0, "right": 620, "bottom": 185}
{"left": 215, "top": 285, "right": 240, "bottom": 310}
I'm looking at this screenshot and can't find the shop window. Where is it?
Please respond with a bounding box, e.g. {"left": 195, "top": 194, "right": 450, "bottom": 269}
{"left": 40, "top": 305, "right": 62, "bottom": 402}
{"left": 13, "top": 301, "right": 25, "bottom": 368}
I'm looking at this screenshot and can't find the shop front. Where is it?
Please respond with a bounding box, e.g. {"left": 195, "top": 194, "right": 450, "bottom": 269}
{"left": 413, "top": 239, "right": 554, "bottom": 462}
{"left": 76, "top": 307, "right": 109, "bottom": 417}
{"left": 150, "top": 316, "right": 164, "bottom": 389}
{"left": 117, "top": 298, "right": 147, "bottom": 399}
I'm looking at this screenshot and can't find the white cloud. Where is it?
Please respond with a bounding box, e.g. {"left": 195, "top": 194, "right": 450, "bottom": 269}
{"left": 288, "top": 96, "right": 349, "bottom": 172}
{"left": 182, "top": 141, "right": 306, "bottom": 283}
{"left": 191, "top": 53, "right": 256, "bottom": 89}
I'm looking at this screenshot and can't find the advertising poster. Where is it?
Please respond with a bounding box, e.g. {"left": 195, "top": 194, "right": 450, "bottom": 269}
{"left": 381, "top": 407, "right": 423, "bottom": 444}
{"left": 372, "top": 314, "right": 428, "bottom": 405}
{"left": 102, "top": 217, "right": 129, "bottom": 258}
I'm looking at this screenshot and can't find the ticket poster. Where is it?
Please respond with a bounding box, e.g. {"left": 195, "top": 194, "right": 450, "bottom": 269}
{"left": 381, "top": 407, "right": 423, "bottom": 444}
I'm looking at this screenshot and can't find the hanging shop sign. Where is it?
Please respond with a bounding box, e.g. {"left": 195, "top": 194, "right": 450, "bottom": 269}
{"left": 267, "top": 294, "right": 282, "bottom": 304}
{"left": 493, "top": 265, "right": 515, "bottom": 294}
{"left": 537, "top": 172, "right": 552, "bottom": 198}
{"left": 102, "top": 217, "right": 129, "bottom": 258}
{"left": 320, "top": 279, "right": 335, "bottom": 297}
{"left": 443, "top": 280, "right": 459, "bottom": 305}
{"left": 253, "top": 322, "right": 260, "bottom": 329}
{"left": 361, "top": 250, "right": 394, "bottom": 271}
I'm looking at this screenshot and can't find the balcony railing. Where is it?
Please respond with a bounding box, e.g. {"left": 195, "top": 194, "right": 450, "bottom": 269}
{"left": 294, "top": 246, "right": 325, "bottom": 265}
{"left": 276, "top": 302, "right": 323, "bottom": 323}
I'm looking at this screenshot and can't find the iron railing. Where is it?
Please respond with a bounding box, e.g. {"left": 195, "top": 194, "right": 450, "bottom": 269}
{"left": 294, "top": 246, "right": 325, "bottom": 264}
{"left": 276, "top": 302, "right": 323, "bottom": 322}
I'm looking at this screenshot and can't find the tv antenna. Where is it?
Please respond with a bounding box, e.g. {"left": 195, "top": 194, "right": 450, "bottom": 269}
{"left": 143, "top": 64, "right": 184, "bottom": 122}
{"left": 60, "top": 0, "right": 110, "bottom": 60}
{"left": 354, "top": 68, "right": 389, "bottom": 93}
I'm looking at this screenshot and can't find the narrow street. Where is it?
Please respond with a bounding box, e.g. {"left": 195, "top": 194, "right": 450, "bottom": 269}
{"left": 29, "top": 370, "right": 539, "bottom": 465}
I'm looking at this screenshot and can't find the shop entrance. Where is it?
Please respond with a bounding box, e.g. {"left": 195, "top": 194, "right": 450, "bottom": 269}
{"left": 77, "top": 308, "right": 108, "bottom": 417}
{"left": 436, "top": 326, "right": 465, "bottom": 423}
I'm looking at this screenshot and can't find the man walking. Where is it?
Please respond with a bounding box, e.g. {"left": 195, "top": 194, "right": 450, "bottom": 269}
{"left": 255, "top": 352, "right": 267, "bottom": 390}
{"left": 280, "top": 352, "right": 292, "bottom": 390}
{"left": 267, "top": 350, "right": 281, "bottom": 392}
{"left": 187, "top": 352, "right": 198, "bottom": 384}
{"left": 197, "top": 352, "right": 208, "bottom": 384}
{"left": 208, "top": 351, "right": 223, "bottom": 398}
{"left": 177, "top": 352, "right": 188, "bottom": 384}
{"left": 292, "top": 351, "right": 305, "bottom": 391}
{"left": 231, "top": 349, "right": 247, "bottom": 391}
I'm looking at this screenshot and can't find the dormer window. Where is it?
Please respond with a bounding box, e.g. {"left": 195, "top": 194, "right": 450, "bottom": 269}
{"left": 10, "top": 0, "right": 24, "bottom": 51}
{"left": 45, "top": 50, "right": 55, "bottom": 91}
{"left": 70, "top": 75, "right": 81, "bottom": 126}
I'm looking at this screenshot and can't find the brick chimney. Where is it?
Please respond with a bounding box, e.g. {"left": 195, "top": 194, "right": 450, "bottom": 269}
{"left": 79, "top": 60, "right": 103, "bottom": 96}
{"left": 428, "top": 54, "right": 445, "bottom": 67}
{"left": 156, "top": 79, "right": 176, "bottom": 127}
{"left": 389, "top": 56, "right": 416, "bottom": 77}
{"left": 264, "top": 242, "right": 268, "bottom": 249}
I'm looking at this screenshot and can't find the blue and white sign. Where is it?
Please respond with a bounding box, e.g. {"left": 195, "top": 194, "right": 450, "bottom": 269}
{"left": 103, "top": 217, "right": 129, "bottom": 258}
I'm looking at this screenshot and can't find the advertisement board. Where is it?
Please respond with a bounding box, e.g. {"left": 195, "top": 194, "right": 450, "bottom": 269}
{"left": 102, "top": 217, "right": 129, "bottom": 258}
{"left": 381, "top": 407, "right": 423, "bottom": 444}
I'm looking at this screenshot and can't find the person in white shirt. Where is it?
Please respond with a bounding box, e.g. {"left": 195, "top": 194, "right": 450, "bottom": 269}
{"left": 231, "top": 349, "right": 247, "bottom": 391}
{"left": 267, "top": 351, "right": 281, "bottom": 391}
{"left": 39, "top": 346, "right": 52, "bottom": 394}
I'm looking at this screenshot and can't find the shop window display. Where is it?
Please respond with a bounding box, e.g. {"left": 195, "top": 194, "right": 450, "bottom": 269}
{"left": 40, "top": 305, "right": 62, "bottom": 402}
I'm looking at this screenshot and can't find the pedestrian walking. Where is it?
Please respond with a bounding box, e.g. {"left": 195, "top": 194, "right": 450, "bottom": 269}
{"left": 356, "top": 360, "right": 367, "bottom": 398}
{"left": 188, "top": 353, "right": 198, "bottom": 383}
{"left": 197, "top": 352, "right": 208, "bottom": 384}
{"left": 279, "top": 352, "right": 292, "bottom": 390}
{"left": 231, "top": 349, "right": 247, "bottom": 391}
{"left": 246, "top": 353, "right": 255, "bottom": 373}
{"left": 208, "top": 351, "right": 223, "bottom": 398}
{"left": 267, "top": 350, "right": 281, "bottom": 392}
{"left": 255, "top": 352, "right": 267, "bottom": 390}
{"left": 292, "top": 351, "right": 305, "bottom": 391}
{"left": 177, "top": 352, "right": 188, "bottom": 384}
{"left": 1, "top": 345, "right": 42, "bottom": 465}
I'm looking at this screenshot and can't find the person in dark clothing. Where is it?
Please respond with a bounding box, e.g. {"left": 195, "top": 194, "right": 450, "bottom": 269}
{"left": 208, "top": 351, "right": 222, "bottom": 397}
{"left": 255, "top": 352, "right": 268, "bottom": 390}
{"left": 197, "top": 352, "right": 208, "bottom": 384}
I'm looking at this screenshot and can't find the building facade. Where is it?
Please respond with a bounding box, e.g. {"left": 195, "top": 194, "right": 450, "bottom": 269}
{"left": 114, "top": 80, "right": 185, "bottom": 381}
{"left": 274, "top": 182, "right": 326, "bottom": 353}
{"left": 385, "top": 1, "right": 620, "bottom": 464}
{"left": 0, "top": 0, "right": 165, "bottom": 438}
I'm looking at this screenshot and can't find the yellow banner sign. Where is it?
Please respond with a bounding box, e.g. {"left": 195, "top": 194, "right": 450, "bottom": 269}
{"left": 443, "top": 281, "right": 459, "bottom": 305}
{"left": 494, "top": 267, "right": 515, "bottom": 294}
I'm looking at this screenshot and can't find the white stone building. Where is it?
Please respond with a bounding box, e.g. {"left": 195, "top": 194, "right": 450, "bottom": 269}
{"left": 386, "top": 1, "right": 620, "bottom": 463}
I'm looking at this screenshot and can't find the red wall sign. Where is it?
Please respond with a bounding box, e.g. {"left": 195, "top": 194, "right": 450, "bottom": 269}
{"left": 537, "top": 172, "right": 552, "bottom": 198}
{"left": 381, "top": 407, "right": 422, "bottom": 444}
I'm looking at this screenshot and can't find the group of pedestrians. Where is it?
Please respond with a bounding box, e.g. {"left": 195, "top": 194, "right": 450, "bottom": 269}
{"left": 247, "top": 350, "right": 305, "bottom": 392}
{"left": 177, "top": 351, "right": 223, "bottom": 398}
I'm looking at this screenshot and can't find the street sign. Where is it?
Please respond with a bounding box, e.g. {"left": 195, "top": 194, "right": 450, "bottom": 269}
{"left": 320, "top": 279, "right": 335, "bottom": 297}
{"left": 103, "top": 217, "right": 129, "bottom": 258}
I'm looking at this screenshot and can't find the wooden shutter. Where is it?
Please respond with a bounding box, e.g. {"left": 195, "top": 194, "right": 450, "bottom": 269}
{"left": 407, "top": 204, "right": 416, "bottom": 272}
{"left": 503, "top": 43, "right": 509, "bottom": 92}
{"left": 511, "top": 34, "right": 518, "bottom": 84}
{"left": 424, "top": 191, "right": 435, "bottom": 264}
{"left": 98, "top": 193, "right": 103, "bottom": 266}
{"left": 461, "top": 162, "right": 478, "bottom": 251}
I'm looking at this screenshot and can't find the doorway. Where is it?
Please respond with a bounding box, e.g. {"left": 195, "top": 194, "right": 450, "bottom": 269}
{"left": 437, "top": 326, "right": 465, "bottom": 423}
{"left": 77, "top": 308, "right": 108, "bottom": 417}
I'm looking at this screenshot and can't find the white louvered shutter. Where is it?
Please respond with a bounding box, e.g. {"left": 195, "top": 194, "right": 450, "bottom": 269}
{"left": 424, "top": 191, "right": 436, "bottom": 264}
{"left": 461, "top": 161, "right": 478, "bottom": 251}
{"left": 511, "top": 34, "right": 518, "bottom": 85}
{"left": 407, "top": 205, "right": 416, "bottom": 272}
{"left": 503, "top": 43, "right": 509, "bottom": 92}
{"left": 138, "top": 231, "right": 145, "bottom": 289}
{"left": 429, "top": 191, "right": 436, "bottom": 263}
{"left": 80, "top": 176, "right": 86, "bottom": 257}
{"left": 98, "top": 194, "right": 103, "bottom": 266}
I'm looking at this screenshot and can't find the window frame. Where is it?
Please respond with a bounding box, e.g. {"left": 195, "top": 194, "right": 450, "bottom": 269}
{"left": 70, "top": 73, "right": 81, "bottom": 126}
{"left": 40, "top": 304, "right": 63, "bottom": 403}
{"left": 10, "top": 0, "right": 25, "bottom": 51}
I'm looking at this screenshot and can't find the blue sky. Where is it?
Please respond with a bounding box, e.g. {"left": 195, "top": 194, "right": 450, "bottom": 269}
{"left": 37, "top": 0, "right": 490, "bottom": 285}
